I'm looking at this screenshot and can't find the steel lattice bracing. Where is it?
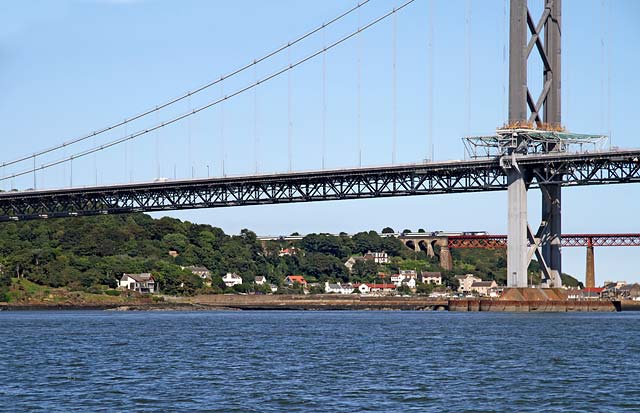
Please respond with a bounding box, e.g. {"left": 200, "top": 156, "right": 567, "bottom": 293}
{"left": 448, "top": 234, "right": 640, "bottom": 249}
{"left": 0, "top": 149, "right": 639, "bottom": 222}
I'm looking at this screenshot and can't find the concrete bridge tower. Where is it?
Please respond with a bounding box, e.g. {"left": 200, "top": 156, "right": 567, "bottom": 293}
{"left": 507, "top": 0, "right": 562, "bottom": 288}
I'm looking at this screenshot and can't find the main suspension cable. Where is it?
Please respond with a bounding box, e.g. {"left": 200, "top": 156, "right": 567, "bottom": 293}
{"left": 0, "top": 0, "right": 374, "bottom": 170}
{"left": 0, "top": 0, "right": 416, "bottom": 183}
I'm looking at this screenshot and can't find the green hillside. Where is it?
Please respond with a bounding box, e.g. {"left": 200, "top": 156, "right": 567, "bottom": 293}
{"left": 0, "top": 214, "right": 582, "bottom": 301}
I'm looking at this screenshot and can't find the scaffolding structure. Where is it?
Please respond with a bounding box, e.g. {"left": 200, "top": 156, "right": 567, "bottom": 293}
{"left": 464, "top": 128, "right": 608, "bottom": 159}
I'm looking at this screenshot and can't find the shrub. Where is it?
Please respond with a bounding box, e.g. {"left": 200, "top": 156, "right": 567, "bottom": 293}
{"left": 104, "top": 289, "right": 121, "bottom": 296}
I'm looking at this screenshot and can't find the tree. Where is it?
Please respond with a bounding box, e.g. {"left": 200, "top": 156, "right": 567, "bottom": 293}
{"left": 300, "top": 234, "right": 349, "bottom": 259}
{"left": 303, "top": 253, "right": 348, "bottom": 282}
{"left": 381, "top": 227, "right": 395, "bottom": 234}
{"left": 162, "top": 233, "right": 189, "bottom": 253}
{"left": 352, "top": 259, "right": 379, "bottom": 281}
{"left": 416, "top": 282, "right": 434, "bottom": 295}
{"left": 396, "top": 285, "right": 412, "bottom": 295}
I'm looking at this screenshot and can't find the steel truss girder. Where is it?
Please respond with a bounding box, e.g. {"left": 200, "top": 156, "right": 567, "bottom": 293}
{"left": 0, "top": 150, "right": 639, "bottom": 222}
{"left": 448, "top": 234, "right": 640, "bottom": 249}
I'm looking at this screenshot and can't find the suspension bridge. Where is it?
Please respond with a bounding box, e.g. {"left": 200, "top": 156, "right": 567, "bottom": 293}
{"left": 0, "top": 0, "right": 636, "bottom": 289}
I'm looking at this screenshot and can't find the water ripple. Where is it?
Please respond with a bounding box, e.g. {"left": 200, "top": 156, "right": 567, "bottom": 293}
{"left": 0, "top": 311, "right": 638, "bottom": 412}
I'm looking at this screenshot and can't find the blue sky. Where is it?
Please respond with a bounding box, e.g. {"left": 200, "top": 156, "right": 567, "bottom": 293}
{"left": 1, "top": 0, "right": 639, "bottom": 284}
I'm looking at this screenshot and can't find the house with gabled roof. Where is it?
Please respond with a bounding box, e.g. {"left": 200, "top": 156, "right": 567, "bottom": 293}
{"left": 183, "top": 266, "right": 212, "bottom": 286}
{"left": 284, "top": 275, "right": 307, "bottom": 287}
{"left": 118, "top": 273, "right": 156, "bottom": 293}
{"left": 470, "top": 280, "right": 498, "bottom": 296}
{"left": 421, "top": 271, "right": 442, "bottom": 285}
{"left": 222, "top": 272, "right": 243, "bottom": 287}
{"left": 455, "top": 274, "right": 482, "bottom": 293}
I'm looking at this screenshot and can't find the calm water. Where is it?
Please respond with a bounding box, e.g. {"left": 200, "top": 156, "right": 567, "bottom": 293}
{"left": 1, "top": 311, "right": 639, "bottom": 412}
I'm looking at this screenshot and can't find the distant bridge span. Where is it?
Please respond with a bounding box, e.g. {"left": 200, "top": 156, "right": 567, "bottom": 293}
{"left": 401, "top": 232, "right": 640, "bottom": 289}
{"left": 447, "top": 234, "right": 640, "bottom": 249}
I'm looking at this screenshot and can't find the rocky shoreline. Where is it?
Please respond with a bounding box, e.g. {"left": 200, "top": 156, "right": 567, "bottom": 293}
{"left": 2, "top": 294, "right": 637, "bottom": 312}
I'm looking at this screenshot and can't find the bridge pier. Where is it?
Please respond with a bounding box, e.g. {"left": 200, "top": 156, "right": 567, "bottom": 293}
{"left": 439, "top": 245, "right": 453, "bottom": 271}
{"left": 507, "top": 166, "right": 529, "bottom": 287}
{"left": 586, "top": 238, "right": 595, "bottom": 288}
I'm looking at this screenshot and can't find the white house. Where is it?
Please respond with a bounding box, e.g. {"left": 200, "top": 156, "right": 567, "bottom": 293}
{"left": 222, "top": 272, "right": 243, "bottom": 287}
{"left": 455, "top": 274, "right": 482, "bottom": 293}
{"left": 118, "top": 273, "right": 156, "bottom": 293}
{"left": 399, "top": 270, "right": 417, "bottom": 279}
{"left": 363, "top": 251, "right": 389, "bottom": 264}
{"left": 255, "top": 276, "right": 266, "bottom": 285}
{"left": 421, "top": 271, "right": 442, "bottom": 285}
{"left": 356, "top": 283, "right": 396, "bottom": 295}
{"left": 400, "top": 277, "right": 416, "bottom": 289}
{"left": 390, "top": 274, "right": 404, "bottom": 285}
{"left": 324, "top": 282, "right": 354, "bottom": 294}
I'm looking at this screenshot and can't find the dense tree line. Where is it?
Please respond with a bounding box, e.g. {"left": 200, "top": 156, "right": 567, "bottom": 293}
{"left": 0, "top": 214, "right": 580, "bottom": 300}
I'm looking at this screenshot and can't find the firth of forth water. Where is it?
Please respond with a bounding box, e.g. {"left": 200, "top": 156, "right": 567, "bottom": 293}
{"left": 1, "top": 311, "right": 639, "bottom": 412}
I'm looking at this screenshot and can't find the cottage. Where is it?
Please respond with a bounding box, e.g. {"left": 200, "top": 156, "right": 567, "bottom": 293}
{"left": 470, "top": 280, "right": 498, "bottom": 296}
{"left": 325, "top": 282, "right": 342, "bottom": 294}
{"left": 354, "top": 283, "right": 396, "bottom": 295}
{"left": 421, "top": 271, "right": 442, "bottom": 285}
{"left": 184, "top": 266, "right": 212, "bottom": 286}
{"left": 399, "top": 270, "right": 417, "bottom": 279}
{"left": 324, "top": 282, "right": 354, "bottom": 295}
{"left": 279, "top": 247, "right": 300, "bottom": 257}
{"left": 344, "top": 256, "right": 365, "bottom": 272}
{"left": 390, "top": 274, "right": 404, "bottom": 285}
{"left": 222, "top": 272, "right": 243, "bottom": 287}
{"left": 118, "top": 273, "right": 156, "bottom": 293}
{"left": 284, "top": 275, "right": 307, "bottom": 287}
{"left": 455, "top": 274, "right": 482, "bottom": 293}
{"left": 363, "top": 251, "right": 389, "bottom": 264}
{"left": 255, "top": 276, "right": 267, "bottom": 285}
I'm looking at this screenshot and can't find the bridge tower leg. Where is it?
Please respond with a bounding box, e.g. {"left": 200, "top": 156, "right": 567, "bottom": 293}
{"left": 541, "top": 0, "right": 563, "bottom": 287}
{"left": 506, "top": 0, "right": 529, "bottom": 287}
{"left": 507, "top": 0, "right": 563, "bottom": 288}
